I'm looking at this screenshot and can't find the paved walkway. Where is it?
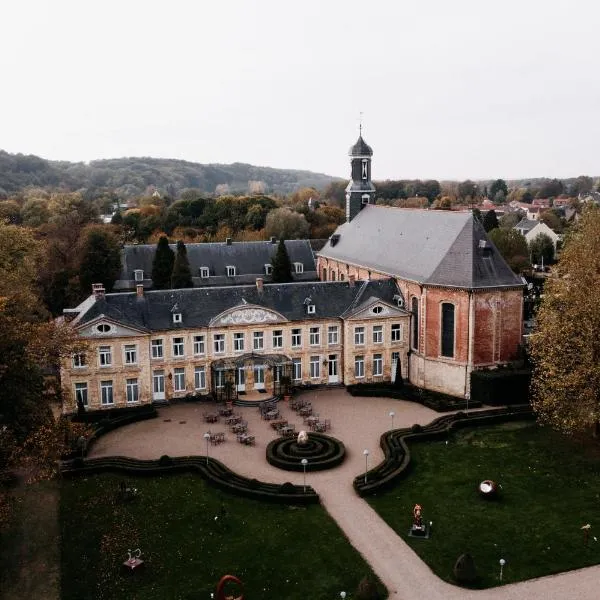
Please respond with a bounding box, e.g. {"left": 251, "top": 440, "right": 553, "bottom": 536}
{"left": 90, "top": 389, "right": 600, "bottom": 600}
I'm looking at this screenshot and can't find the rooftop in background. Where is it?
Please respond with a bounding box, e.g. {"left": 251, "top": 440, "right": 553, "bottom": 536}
{"left": 318, "top": 206, "right": 523, "bottom": 290}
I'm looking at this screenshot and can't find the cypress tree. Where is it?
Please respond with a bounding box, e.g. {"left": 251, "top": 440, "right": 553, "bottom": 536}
{"left": 152, "top": 236, "right": 175, "bottom": 289}
{"left": 271, "top": 239, "right": 293, "bottom": 283}
{"left": 482, "top": 209, "right": 499, "bottom": 232}
{"left": 78, "top": 226, "right": 121, "bottom": 293}
{"left": 171, "top": 240, "right": 193, "bottom": 288}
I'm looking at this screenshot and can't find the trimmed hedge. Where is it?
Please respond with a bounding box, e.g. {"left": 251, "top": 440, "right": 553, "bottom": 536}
{"left": 470, "top": 368, "right": 531, "bottom": 406}
{"left": 71, "top": 403, "right": 157, "bottom": 424}
{"left": 266, "top": 433, "right": 346, "bottom": 472}
{"left": 346, "top": 383, "right": 480, "bottom": 412}
{"left": 60, "top": 455, "right": 318, "bottom": 505}
{"left": 353, "top": 405, "right": 534, "bottom": 497}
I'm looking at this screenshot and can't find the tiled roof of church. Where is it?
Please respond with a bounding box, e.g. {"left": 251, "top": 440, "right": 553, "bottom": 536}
{"left": 76, "top": 279, "right": 401, "bottom": 331}
{"left": 318, "top": 206, "right": 524, "bottom": 289}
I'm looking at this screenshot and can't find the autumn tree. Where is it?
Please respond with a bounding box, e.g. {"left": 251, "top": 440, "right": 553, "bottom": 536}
{"left": 482, "top": 209, "right": 499, "bottom": 232}
{"left": 499, "top": 212, "right": 521, "bottom": 229}
{"left": 78, "top": 225, "right": 122, "bottom": 294}
{"left": 530, "top": 207, "right": 600, "bottom": 436}
{"left": 171, "top": 240, "right": 193, "bottom": 288}
{"left": 152, "top": 235, "right": 175, "bottom": 289}
{"left": 488, "top": 228, "right": 530, "bottom": 273}
{"left": 265, "top": 207, "right": 310, "bottom": 240}
{"left": 271, "top": 239, "right": 293, "bottom": 283}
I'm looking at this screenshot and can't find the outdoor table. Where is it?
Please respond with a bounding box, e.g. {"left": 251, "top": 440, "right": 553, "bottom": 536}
{"left": 314, "top": 422, "right": 327, "bottom": 432}
{"left": 280, "top": 426, "right": 295, "bottom": 436}
{"left": 306, "top": 416, "right": 319, "bottom": 426}
{"left": 232, "top": 423, "right": 247, "bottom": 433}
{"left": 226, "top": 415, "right": 241, "bottom": 425}
{"left": 271, "top": 419, "right": 288, "bottom": 430}
{"left": 299, "top": 407, "right": 313, "bottom": 416}
{"left": 265, "top": 410, "right": 280, "bottom": 420}
{"left": 219, "top": 407, "right": 233, "bottom": 416}
{"left": 204, "top": 413, "right": 218, "bottom": 423}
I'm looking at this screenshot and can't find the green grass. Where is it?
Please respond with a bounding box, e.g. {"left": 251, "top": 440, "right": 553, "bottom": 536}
{"left": 367, "top": 421, "right": 600, "bottom": 588}
{"left": 60, "top": 473, "right": 386, "bottom": 600}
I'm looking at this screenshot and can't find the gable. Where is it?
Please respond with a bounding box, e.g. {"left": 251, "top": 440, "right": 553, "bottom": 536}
{"left": 76, "top": 315, "right": 148, "bottom": 338}
{"left": 344, "top": 297, "right": 409, "bottom": 321}
{"left": 209, "top": 304, "right": 288, "bottom": 327}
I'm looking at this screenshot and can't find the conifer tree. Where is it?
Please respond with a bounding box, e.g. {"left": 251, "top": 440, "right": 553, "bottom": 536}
{"left": 78, "top": 225, "right": 121, "bottom": 293}
{"left": 171, "top": 240, "right": 193, "bottom": 288}
{"left": 152, "top": 236, "right": 175, "bottom": 289}
{"left": 482, "top": 209, "right": 499, "bottom": 232}
{"left": 271, "top": 239, "right": 293, "bottom": 283}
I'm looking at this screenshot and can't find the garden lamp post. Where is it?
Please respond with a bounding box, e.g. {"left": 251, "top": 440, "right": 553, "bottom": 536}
{"left": 499, "top": 558, "right": 506, "bottom": 582}
{"left": 301, "top": 458, "right": 308, "bottom": 492}
{"left": 389, "top": 411, "right": 395, "bottom": 429}
{"left": 203, "top": 432, "right": 211, "bottom": 466}
{"left": 363, "top": 449, "right": 369, "bottom": 484}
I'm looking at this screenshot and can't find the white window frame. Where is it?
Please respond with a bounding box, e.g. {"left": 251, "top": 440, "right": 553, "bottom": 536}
{"left": 213, "top": 333, "right": 225, "bottom": 354}
{"left": 327, "top": 325, "right": 339, "bottom": 346}
{"left": 226, "top": 265, "right": 236, "bottom": 277}
{"left": 194, "top": 366, "right": 206, "bottom": 390}
{"left": 310, "top": 356, "right": 320, "bottom": 379}
{"left": 74, "top": 382, "right": 88, "bottom": 407}
{"left": 361, "top": 159, "right": 368, "bottom": 180}
{"left": 373, "top": 325, "right": 383, "bottom": 344}
{"left": 391, "top": 323, "right": 402, "bottom": 342}
{"left": 98, "top": 346, "right": 112, "bottom": 367}
{"left": 354, "top": 356, "right": 365, "bottom": 379}
{"left": 373, "top": 353, "right": 383, "bottom": 377}
{"left": 294, "top": 262, "right": 304, "bottom": 274}
{"left": 200, "top": 266, "right": 209, "bottom": 278}
{"left": 272, "top": 329, "right": 283, "bottom": 349}
{"left": 264, "top": 264, "right": 272, "bottom": 275}
{"left": 151, "top": 339, "right": 164, "bottom": 359}
{"left": 361, "top": 194, "right": 370, "bottom": 205}
{"left": 72, "top": 353, "right": 87, "bottom": 368}
{"left": 354, "top": 326, "right": 365, "bottom": 346}
{"left": 309, "top": 326, "right": 321, "bottom": 346}
{"left": 124, "top": 344, "right": 138, "bottom": 365}
{"left": 233, "top": 332, "right": 245, "bottom": 352}
{"left": 100, "top": 380, "right": 114, "bottom": 405}
{"left": 253, "top": 331, "right": 264, "bottom": 351}
{"left": 291, "top": 328, "right": 302, "bottom": 348}
{"left": 126, "top": 378, "right": 139, "bottom": 403}
{"left": 174, "top": 368, "right": 186, "bottom": 392}
{"left": 173, "top": 313, "right": 182, "bottom": 324}
{"left": 134, "top": 269, "right": 144, "bottom": 282}
{"left": 172, "top": 336, "right": 185, "bottom": 358}
{"left": 307, "top": 304, "right": 316, "bottom": 314}
{"left": 193, "top": 335, "right": 205, "bottom": 356}
{"left": 292, "top": 358, "right": 302, "bottom": 381}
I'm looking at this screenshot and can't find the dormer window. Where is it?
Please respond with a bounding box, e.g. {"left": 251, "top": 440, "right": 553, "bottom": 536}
{"left": 307, "top": 304, "right": 316, "bottom": 314}
{"left": 134, "top": 269, "right": 144, "bottom": 282}
{"left": 264, "top": 264, "right": 273, "bottom": 275}
{"left": 361, "top": 194, "right": 370, "bottom": 205}
{"left": 200, "top": 266, "right": 209, "bottom": 278}
{"left": 226, "top": 265, "right": 236, "bottom": 277}
{"left": 361, "top": 159, "right": 368, "bottom": 179}
{"left": 294, "top": 262, "right": 304, "bottom": 274}
{"left": 173, "top": 313, "right": 182, "bottom": 324}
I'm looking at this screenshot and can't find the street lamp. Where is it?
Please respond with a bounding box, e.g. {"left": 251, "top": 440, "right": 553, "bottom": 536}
{"left": 301, "top": 458, "right": 308, "bottom": 492}
{"left": 363, "top": 449, "right": 369, "bottom": 484}
{"left": 389, "top": 411, "right": 395, "bottom": 429}
{"left": 499, "top": 558, "right": 506, "bottom": 582}
{"left": 203, "top": 432, "right": 211, "bottom": 466}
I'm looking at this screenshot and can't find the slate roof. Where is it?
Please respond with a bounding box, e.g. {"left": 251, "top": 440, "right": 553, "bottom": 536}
{"left": 318, "top": 206, "right": 524, "bottom": 289}
{"left": 349, "top": 135, "right": 373, "bottom": 157}
{"left": 76, "top": 279, "right": 401, "bottom": 332}
{"left": 515, "top": 218, "right": 538, "bottom": 233}
{"left": 115, "top": 239, "right": 317, "bottom": 290}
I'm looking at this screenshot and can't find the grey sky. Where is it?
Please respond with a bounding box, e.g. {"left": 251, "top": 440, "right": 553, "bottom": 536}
{"left": 1, "top": 0, "right": 599, "bottom": 181}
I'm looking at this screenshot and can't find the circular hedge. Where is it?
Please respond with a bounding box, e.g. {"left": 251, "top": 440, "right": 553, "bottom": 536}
{"left": 266, "top": 433, "right": 346, "bottom": 472}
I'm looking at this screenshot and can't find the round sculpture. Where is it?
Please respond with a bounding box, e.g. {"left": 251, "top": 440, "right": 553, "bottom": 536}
{"left": 478, "top": 479, "right": 499, "bottom": 498}
{"left": 297, "top": 430, "right": 309, "bottom": 446}
{"left": 266, "top": 432, "right": 346, "bottom": 472}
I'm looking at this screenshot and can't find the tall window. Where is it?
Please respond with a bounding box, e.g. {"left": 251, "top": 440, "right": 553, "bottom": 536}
{"left": 441, "top": 303, "right": 455, "bottom": 358}
{"left": 72, "top": 353, "right": 87, "bottom": 368}
{"left": 272, "top": 330, "right": 283, "bottom": 348}
{"left": 310, "top": 356, "right": 320, "bottom": 379}
{"left": 74, "top": 382, "right": 88, "bottom": 407}
{"left": 172, "top": 337, "right": 185, "bottom": 357}
{"left": 233, "top": 332, "right": 245, "bottom": 352}
{"left": 213, "top": 334, "right": 225, "bottom": 354}
{"left": 174, "top": 368, "right": 186, "bottom": 392}
{"left": 124, "top": 344, "right": 137, "bottom": 365}
{"left": 292, "top": 358, "right": 302, "bottom": 381}
{"left": 193, "top": 335, "right": 205, "bottom": 355}
{"left": 151, "top": 339, "right": 164, "bottom": 359}
{"left": 194, "top": 366, "right": 206, "bottom": 390}
{"left": 99, "top": 346, "right": 112, "bottom": 367}
{"left": 354, "top": 356, "right": 365, "bottom": 378}
{"left": 411, "top": 297, "right": 419, "bottom": 351}
{"left": 100, "top": 380, "right": 113, "bottom": 405}
{"left": 309, "top": 327, "right": 320, "bottom": 346}
{"left": 373, "top": 354, "right": 383, "bottom": 377}
{"left": 327, "top": 325, "right": 339, "bottom": 345}
{"left": 372, "top": 325, "right": 383, "bottom": 344}
{"left": 126, "top": 378, "right": 139, "bottom": 403}
{"left": 291, "top": 328, "right": 302, "bottom": 348}
{"left": 391, "top": 323, "right": 402, "bottom": 342}
{"left": 253, "top": 331, "right": 264, "bottom": 350}
{"left": 361, "top": 159, "right": 368, "bottom": 179}
{"left": 354, "top": 326, "right": 365, "bottom": 346}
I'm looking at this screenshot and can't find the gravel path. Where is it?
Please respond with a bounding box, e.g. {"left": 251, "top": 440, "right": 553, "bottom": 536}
{"left": 89, "top": 389, "right": 600, "bottom": 599}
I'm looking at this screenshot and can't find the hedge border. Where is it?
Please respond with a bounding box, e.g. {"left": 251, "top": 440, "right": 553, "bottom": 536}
{"left": 266, "top": 433, "right": 346, "bottom": 472}
{"left": 353, "top": 405, "right": 535, "bottom": 497}
{"left": 60, "top": 455, "right": 319, "bottom": 505}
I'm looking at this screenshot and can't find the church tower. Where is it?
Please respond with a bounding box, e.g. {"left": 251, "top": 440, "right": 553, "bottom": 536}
{"left": 345, "top": 129, "right": 375, "bottom": 222}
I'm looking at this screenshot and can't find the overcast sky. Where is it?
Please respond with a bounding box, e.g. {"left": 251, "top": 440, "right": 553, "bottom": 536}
{"left": 1, "top": 0, "right": 599, "bottom": 181}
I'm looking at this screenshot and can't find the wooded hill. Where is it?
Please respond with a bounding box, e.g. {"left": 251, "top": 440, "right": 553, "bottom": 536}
{"left": 0, "top": 150, "right": 340, "bottom": 198}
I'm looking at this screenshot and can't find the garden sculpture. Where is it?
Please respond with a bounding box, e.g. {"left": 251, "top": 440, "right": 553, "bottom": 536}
{"left": 215, "top": 574, "right": 244, "bottom": 600}
{"left": 413, "top": 504, "right": 423, "bottom": 529}
{"left": 297, "top": 430, "right": 308, "bottom": 446}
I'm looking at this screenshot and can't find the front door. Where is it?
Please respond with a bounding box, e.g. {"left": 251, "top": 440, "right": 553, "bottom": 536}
{"left": 236, "top": 367, "right": 246, "bottom": 392}
{"left": 328, "top": 354, "right": 339, "bottom": 384}
{"left": 254, "top": 366, "right": 265, "bottom": 390}
{"left": 153, "top": 370, "right": 165, "bottom": 401}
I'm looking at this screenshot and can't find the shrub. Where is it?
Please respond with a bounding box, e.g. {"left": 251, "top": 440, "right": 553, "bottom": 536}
{"left": 248, "top": 478, "right": 260, "bottom": 489}
{"left": 453, "top": 553, "right": 477, "bottom": 585}
{"left": 411, "top": 424, "right": 423, "bottom": 433}
{"left": 470, "top": 368, "right": 531, "bottom": 406}
{"left": 159, "top": 455, "right": 173, "bottom": 467}
{"left": 279, "top": 482, "right": 296, "bottom": 494}
{"left": 72, "top": 457, "right": 85, "bottom": 469}
{"left": 355, "top": 575, "right": 381, "bottom": 600}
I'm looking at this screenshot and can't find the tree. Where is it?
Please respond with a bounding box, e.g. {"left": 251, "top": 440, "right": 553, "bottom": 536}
{"left": 488, "top": 228, "right": 530, "bottom": 273}
{"left": 152, "top": 236, "right": 175, "bottom": 289}
{"left": 458, "top": 180, "right": 477, "bottom": 200}
{"left": 570, "top": 175, "right": 593, "bottom": 196}
{"left": 171, "top": 240, "right": 193, "bottom": 288}
{"left": 271, "top": 239, "right": 293, "bottom": 283}
{"left": 537, "top": 179, "right": 564, "bottom": 199}
{"left": 499, "top": 212, "right": 521, "bottom": 229}
{"left": 482, "top": 209, "right": 499, "bottom": 232}
{"left": 529, "top": 233, "right": 555, "bottom": 265}
{"left": 472, "top": 208, "right": 482, "bottom": 222}
{"left": 540, "top": 209, "right": 563, "bottom": 233}
{"left": 530, "top": 207, "right": 600, "bottom": 436}
{"left": 20, "top": 198, "right": 50, "bottom": 227}
{"left": 489, "top": 179, "right": 508, "bottom": 199}
{"left": 77, "top": 226, "right": 121, "bottom": 294}
{"left": 265, "top": 207, "right": 310, "bottom": 240}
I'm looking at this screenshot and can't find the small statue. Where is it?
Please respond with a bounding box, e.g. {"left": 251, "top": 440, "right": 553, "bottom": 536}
{"left": 413, "top": 504, "right": 423, "bottom": 529}
{"left": 297, "top": 430, "right": 308, "bottom": 446}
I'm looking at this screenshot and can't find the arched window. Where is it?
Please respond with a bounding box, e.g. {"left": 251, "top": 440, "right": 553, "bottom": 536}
{"left": 331, "top": 270, "right": 336, "bottom": 281}
{"left": 441, "top": 303, "right": 455, "bottom": 358}
{"left": 411, "top": 297, "right": 419, "bottom": 351}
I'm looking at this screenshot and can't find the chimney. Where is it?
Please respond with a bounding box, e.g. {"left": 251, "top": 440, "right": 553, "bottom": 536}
{"left": 270, "top": 236, "right": 277, "bottom": 244}
{"left": 226, "top": 237, "right": 232, "bottom": 245}
{"left": 256, "top": 277, "right": 264, "bottom": 293}
{"left": 348, "top": 274, "right": 356, "bottom": 288}
{"left": 92, "top": 283, "right": 105, "bottom": 299}
{"left": 136, "top": 284, "right": 144, "bottom": 299}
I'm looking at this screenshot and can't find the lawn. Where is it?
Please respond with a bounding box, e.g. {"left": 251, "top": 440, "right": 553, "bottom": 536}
{"left": 61, "top": 473, "right": 386, "bottom": 599}
{"left": 367, "top": 421, "right": 600, "bottom": 588}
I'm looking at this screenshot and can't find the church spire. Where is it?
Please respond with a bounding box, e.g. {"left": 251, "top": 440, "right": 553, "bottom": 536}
{"left": 345, "top": 126, "right": 375, "bottom": 222}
